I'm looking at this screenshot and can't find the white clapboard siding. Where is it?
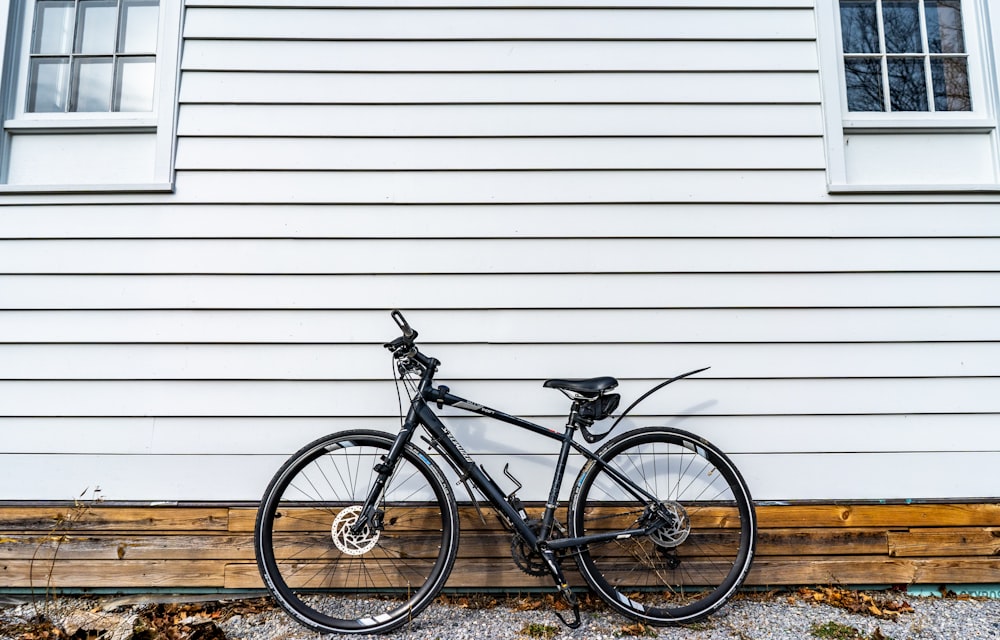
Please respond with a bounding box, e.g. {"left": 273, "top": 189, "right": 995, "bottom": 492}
{"left": 183, "top": 0, "right": 817, "bottom": 6}
{"left": 183, "top": 7, "right": 817, "bottom": 40}
{"left": 0, "top": 0, "right": 997, "bottom": 507}
{"left": 2, "top": 379, "right": 1000, "bottom": 417}
{"left": 4, "top": 343, "right": 1000, "bottom": 379}
{"left": 178, "top": 71, "right": 823, "bottom": 104}
{"left": 176, "top": 104, "right": 824, "bottom": 138}
{"left": 0, "top": 451, "right": 995, "bottom": 502}
{"left": 2, "top": 238, "right": 999, "bottom": 273}
{"left": 4, "top": 274, "right": 1000, "bottom": 309}
{"left": 5, "top": 415, "right": 1000, "bottom": 456}
{"left": 173, "top": 137, "right": 826, "bottom": 171}
{"left": 181, "top": 40, "right": 818, "bottom": 72}
{"left": 167, "top": 170, "right": 831, "bottom": 203}
{"left": 3, "top": 309, "right": 1000, "bottom": 343}
{"left": 5, "top": 204, "right": 1000, "bottom": 238}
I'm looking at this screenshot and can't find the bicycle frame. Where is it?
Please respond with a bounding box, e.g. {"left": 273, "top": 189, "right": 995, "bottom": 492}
{"left": 357, "top": 357, "right": 670, "bottom": 559}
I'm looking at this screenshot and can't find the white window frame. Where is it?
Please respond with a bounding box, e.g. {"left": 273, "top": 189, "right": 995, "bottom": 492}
{"left": 0, "top": 0, "right": 181, "bottom": 191}
{"left": 817, "top": 0, "right": 1000, "bottom": 190}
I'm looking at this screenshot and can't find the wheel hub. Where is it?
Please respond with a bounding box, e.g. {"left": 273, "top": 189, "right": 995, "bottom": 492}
{"left": 649, "top": 501, "right": 691, "bottom": 548}
{"left": 331, "top": 505, "right": 380, "bottom": 555}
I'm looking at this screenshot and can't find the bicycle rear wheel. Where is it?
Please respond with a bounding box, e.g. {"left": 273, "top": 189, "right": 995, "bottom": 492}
{"left": 254, "top": 430, "right": 459, "bottom": 635}
{"left": 569, "top": 427, "right": 755, "bottom": 625}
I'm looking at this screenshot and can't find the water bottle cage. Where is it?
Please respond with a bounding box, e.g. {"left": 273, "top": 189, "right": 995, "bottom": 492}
{"left": 575, "top": 393, "right": 621, "bottom": 443}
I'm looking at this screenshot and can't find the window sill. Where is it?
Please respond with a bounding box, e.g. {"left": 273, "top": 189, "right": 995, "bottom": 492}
{"left": 842, "top": 118, "right": 996, "bottom": 134}
{"left": 4, "top": 117, "right": 157, "bottom": 134}
{"left": 0, "top": 182, "right": 174, "bottom": 194}
{"left": 828, "top": 183, "right": 1000, "bottom": 194}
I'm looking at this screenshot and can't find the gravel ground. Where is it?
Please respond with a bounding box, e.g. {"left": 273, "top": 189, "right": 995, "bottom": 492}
{"left": 2, "top": 589, "right": 999, "bottom": 640}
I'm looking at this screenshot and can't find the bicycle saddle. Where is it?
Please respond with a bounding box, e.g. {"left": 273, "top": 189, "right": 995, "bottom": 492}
{"left": 543, "top": 377, "right": 619, "bottom": 395}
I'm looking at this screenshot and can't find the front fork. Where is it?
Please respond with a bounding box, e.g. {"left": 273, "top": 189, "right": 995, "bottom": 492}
{"left": 351, "top": 407, "right": 423, "bottom": 535}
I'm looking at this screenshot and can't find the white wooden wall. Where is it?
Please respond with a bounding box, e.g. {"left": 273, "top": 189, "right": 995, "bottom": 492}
{"left": 1, "top": 0, "right": 999, "bottom": 502}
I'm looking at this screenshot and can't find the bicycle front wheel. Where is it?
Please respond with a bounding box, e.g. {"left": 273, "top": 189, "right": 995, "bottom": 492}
{"left": 254, "top": 430, "right": 459, "bottom": 635}
{"left": 569, "top": 427, "right": 755, "bottom": 625}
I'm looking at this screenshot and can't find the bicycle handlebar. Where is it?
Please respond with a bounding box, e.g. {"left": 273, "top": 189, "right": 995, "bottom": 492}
{"left": 384, "top": 310, "right": 435, "bottom": 371}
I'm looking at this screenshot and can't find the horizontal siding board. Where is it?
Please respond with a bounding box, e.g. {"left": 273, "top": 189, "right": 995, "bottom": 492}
{"left": 180, "top": 40, "right": 818, "bottom": 72}
{"left": 177, "top": 71, "right": 823, "bottom": 104}
{"left": 4, "top": 204, "right": 1000, "bottom": 238}
{"left": 3, "top": 274, "right": 999, "bottom": 309}
{"left": 185, "top": 0, "right": 818, "bottom": 7}
{"left": 3, "top": 343, "right": 1000, "bottom": 379}
{"left": 2, "top": 238, "right": 999, "bottom": 274}
{"left": 4, "top": 415, "right": 1000, "bottom": 455}
{"left": 0, "top": 451, "right": 995, "bottom": 501}
{"left": 2, "top": 379, "right": 1000, "bottom": 416}
{"left": 176, "top": 104, "right": 825, "bottom": 137}
{"left": 173, "top": 137, "right": 826, "bottom": 171}
{"left": 3, "top": 309, "right": 1000, "bottom": 343}
{"left": 183, "top": 7, "right": 816, "bottom": 40}
{"left": 168, "top": 170, "right": 830, "bottom": 203}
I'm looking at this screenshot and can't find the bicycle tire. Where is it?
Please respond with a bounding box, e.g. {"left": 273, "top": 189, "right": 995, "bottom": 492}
{"left": 568, "top": 427, "right": 756, "bottom": 625}
{"left": 254, "top": 430, "right": 459, "bottom": 635}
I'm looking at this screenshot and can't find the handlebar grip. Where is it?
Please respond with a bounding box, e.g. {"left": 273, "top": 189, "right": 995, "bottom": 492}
{"left": 390, "top": 309, "right": 416, "bottom": 339}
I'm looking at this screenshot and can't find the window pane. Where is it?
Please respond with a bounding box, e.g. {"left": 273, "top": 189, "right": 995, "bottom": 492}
{"left": 844, "top": 58, "right": 884, "bottom": 111}
{"left": 883, "top": 1, "right": 923, "bottom": 54}
{"left": 31, "top": 0, "right": 74, "bottom": 54}
{"left": 931, "top": 57, "right": 971, "bottom": 111}
{"left": 115, "top": 57, "right": 156, "bottom": 111}
{"left": 887, "top": 57, "right": 928, "bottom": 111}
{"left": 925, "top": 0, "right": 965, "bottom": 53}
{"left": 27, "top": 57, "right": 70, "bottom": 111}
{"left": 72, "top": 57, "right": 114, "bottom": 111}
{"left": 120, "top": 0, "right": 159, "bottom": 53}
{"left": 76, "top": 0, "right": 118, "bottom": 54}
{"left": 840, "top": 0, "right": 880, "bottom": 53}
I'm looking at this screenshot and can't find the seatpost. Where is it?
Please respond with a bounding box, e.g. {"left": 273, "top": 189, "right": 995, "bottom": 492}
{"left": 538, "top": 400, "right": 582, "bottom": 540}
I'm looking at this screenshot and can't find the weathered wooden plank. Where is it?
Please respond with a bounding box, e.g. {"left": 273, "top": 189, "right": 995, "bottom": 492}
{"left": 759, "top": 556, "right": 1000, "bottom": 585}
{"left": 223, "top": 558, "right": 568, "bottom": 589}
{"left": 224, "top": 556, "right": 1000, "bottom": 589}
{"left": 888, "top": 528, "right": 1000, "bottom": 558}
{"left": 758, "top": 504, "right": 1000, "bottom": 529}
{"left": 0, "top": 528, "right": 889, "bottom": 564}
{"left": 0, "top": 560, "right": 226, "bottom": 588}
{"left": 0, "top": 507, "right": 230, "bottom": 532}
{"left": 0, "top": 534, "right": 256, "bottom": 561}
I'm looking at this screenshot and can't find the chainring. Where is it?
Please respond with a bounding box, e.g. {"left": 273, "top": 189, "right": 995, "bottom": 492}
{"left": 511, "top": 519, "right": 564, "bottom": 576}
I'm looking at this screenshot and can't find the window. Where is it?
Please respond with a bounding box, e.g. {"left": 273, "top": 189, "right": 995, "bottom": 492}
{"left": 27, "top": 0, "right": 159, "bottom": 114}
{"left": 840, "top": 0, "right": 971, "bottom": 113}
{"left": 817, "top": 0, "right": 1000, "bottom": 189}
{"left": 0, "top": 0, "right": 180, "bottom": 190}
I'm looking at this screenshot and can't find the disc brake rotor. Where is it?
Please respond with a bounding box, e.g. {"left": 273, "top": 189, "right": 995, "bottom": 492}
{"left": 331, "top": 505, "right": 380, "bottom": 555}
{"left": 649, "top": 501, "right": 691, "bottom": 548}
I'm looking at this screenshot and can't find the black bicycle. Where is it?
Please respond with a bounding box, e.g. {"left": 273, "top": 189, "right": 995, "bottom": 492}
{"left": 254, "top": 310, "right": 756, "bottom": 635}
